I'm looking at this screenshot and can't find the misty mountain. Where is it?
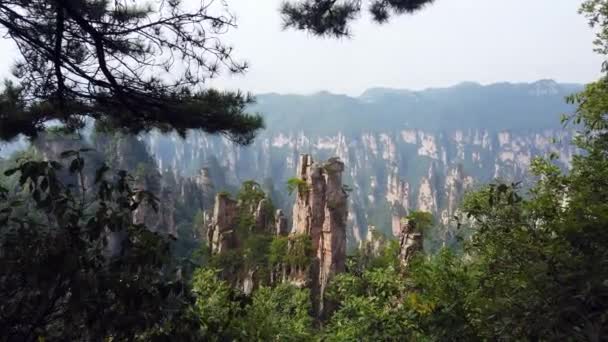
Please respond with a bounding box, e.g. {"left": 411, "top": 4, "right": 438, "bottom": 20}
{"left": 146, "top": 80, "right": 581, "bottom": 248}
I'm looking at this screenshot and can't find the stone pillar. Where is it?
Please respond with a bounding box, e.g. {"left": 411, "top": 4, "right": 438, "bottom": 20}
{"left": 208, "top": 193, "right": 238, "bottom": 254}
{"left": 275, "top": 209, "right": 289, "bottom": 236}
{"left": 398, "top": 219, "right": 423, "bottom": 268}
{"left": 290, "top": 154, "right": 348, "bottom": 317}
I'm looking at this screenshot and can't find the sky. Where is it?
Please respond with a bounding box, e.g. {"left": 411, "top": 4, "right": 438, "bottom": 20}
{"left": 0, "top": 0, "right": 603, "bottom": 96}
{"left": 206, "top": 0, "right": 604, "bottom": 95}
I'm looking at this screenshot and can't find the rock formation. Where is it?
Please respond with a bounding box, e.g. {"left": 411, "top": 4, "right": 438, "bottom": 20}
{"left": 398, "top": 219, "right": 423, "bottom": 268}
{"left": 360, "top": 225, "right": 384, "bottom": 258}
{"left": 291, "top": 154, "right": 348, "bottom": 316}
{"left": 254, "top": 198, "right": 271, "bottom": 232}
{"left": 275, "top": 209, "right": 289, "bottom": 236}
{"left": 207, "top": 193, "right": 239, "bottom": 254}
{"left": 178, "top": 167, "right": 215, "bottom": 214}
{"left": 206, "top": 186, "right": 276, "bottom": 293}
{"left": 146, "top": 126, "right": 575, "bottom": 247}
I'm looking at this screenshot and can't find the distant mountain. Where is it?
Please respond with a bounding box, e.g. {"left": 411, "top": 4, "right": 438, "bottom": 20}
{"left": 0, "top": 81, "right": 583, "bottom": 248}
{"left": 146, "top": 80, "right": 582, "bottom": 248}
{"left": 253, "top": 80, "right": 580, "bottom": 135}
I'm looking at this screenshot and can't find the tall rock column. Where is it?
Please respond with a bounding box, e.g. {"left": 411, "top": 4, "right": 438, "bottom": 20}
{"left": 291, "top": 154, "right": 348, "bottom": 317}
{"left": 318, "top": 157, "right": 348, "bottom": 315}
{"left": 398, "top": 219, "right": 423, "bottom": 268}
{"left": 275, "top": 209, "right": 289, "bottom": 236}
{"left": 207, "top": 193, "right": 238, "bottom": 254}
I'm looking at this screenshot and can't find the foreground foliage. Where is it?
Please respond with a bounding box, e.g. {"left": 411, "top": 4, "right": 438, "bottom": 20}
{"left": 0, "top": 151, "right": 188, "bottom": 340}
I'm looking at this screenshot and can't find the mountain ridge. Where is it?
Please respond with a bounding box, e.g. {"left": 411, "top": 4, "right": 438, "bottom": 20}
{"left": 252, "top": 80, "right": 582, "bottom": 135}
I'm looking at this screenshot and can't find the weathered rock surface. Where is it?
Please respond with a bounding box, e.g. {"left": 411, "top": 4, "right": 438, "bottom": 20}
{"left": 146, "top": 125, "right": 576, "bottom": 248}
{"left": 207, "top": 193, "right": 239, "bottom": 254}
{"left": 292, "top": 154, "right": 348, "bottom": 316}
{"left": 398, "top": 219, "right": 423, "bottom": 268}
{"left": 254, "top": 198, "right": 271, "bottom": 232}
{"left": 206, "top": 188, "right": 275, "bottom": 293}
{"left": 360, "top": 225, "right": 384, "bottom": 258}
{"left": 275, "top": 209, "right": 289, "bottom": 236}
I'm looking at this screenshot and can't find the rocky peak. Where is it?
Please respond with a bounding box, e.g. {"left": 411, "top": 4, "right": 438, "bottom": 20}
{"left": 291, "top": 154, "right": 348, "bottom": 316}
{"left": 360, "top": 225, "right": 384, "bottom": 257}
{"left": 207, "top": 187, "right": 275, "bottom": 293}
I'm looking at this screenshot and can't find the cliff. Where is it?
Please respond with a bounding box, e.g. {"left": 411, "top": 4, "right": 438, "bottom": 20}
{"left": 291, "top": 155, "right": 348, "bottom": 316}
{"left": 139, "top": 81, "right": 579, "bottom": 247}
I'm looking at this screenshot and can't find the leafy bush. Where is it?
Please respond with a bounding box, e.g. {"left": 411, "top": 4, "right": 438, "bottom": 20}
{"left": 0, "top": 151, "right": 186, "bottom": 340}
{"left": 285, "top": 234, "right": 314, "bottom": 269}
{"left": 287, "top": 177, "right": 309, "bottom": 195}
{"left": 269, "top": 236, "right": 290, "bottom": 265}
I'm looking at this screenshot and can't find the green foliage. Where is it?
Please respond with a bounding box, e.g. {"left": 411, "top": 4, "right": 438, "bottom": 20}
{"left": 217, "top": 190, "right": 232, "bottom": 198}
{"left": 191, "top": 269, "right": 242, "bottom": 340}
{"left": 281, "top": 0, "right": 435, "bottom": 37}
{"left": 581, "top": 0, "right": 608, "bottom": 70}
{"left": 269, "top": 236, "right": 290, "bottom": 265}
{"left": 237, "top": 180, "right": 267, "bottom": 207}
{"left": 243, "top": 234, "right": 273, "bottom": 271}
{"left": 190, "top": 269, "right": 314, "bottom": 341}
{"left": 242, "top": 284, "right": 314, "bottom": 341}
{"left": 4, "top": 2, "right": 608, "bottom": 340}
{"left": 406, "top": 249, "right": 480, "bottom": 340}
{"left": 285, "top": 234, "right": 315, "bottom": 269}
{"left": 269, "top": 234, "right": 314, "bottom": 269}
{"left": 445, "top": 74, "right": 608, "bottom": 339}
{"left": 404, "top": 210, "right": 434, "bottom": 233}
{"left": 320, "top": 56, "right": 608, "bottom": 339}
{"left": 193, "top": 209, "right": 207, "bottom": 241}
{"left": 323, "top": 265, "right": 415, "bottom": 340}
{"left": 0, "top": 151, "right": 186, "bottom": 340}
{"left": 209, "top": 249, "right": 244, "bottom": 278}
{"left": 287, "top": 177, "right": 309, "bottom": 195}
{"left": 342, "top": 183, "right": 353, "bottom": 193}
{"left": 0, "top": 1, "right": 263, "bottom": 144}
{"left": 236, "top": 180, "right": 274, "bottom": 234}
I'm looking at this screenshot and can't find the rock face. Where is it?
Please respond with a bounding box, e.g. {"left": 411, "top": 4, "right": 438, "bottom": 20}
{"left": 206, "top": 188, "right": 275, "bottom": 293}
{"left": 145, "top": 81, "right": 579, "bottom": 247}
{"left": 398, "top": 219, "right": 423, "bottom": 268}
{"left": 292, "top": 154, "right": 348, "bottom": 316}
{"left": 360, "top": 225, "right": 384, "bottom": 258}
{"left": 180, "top": 168, "right": 215, "bottom": 212}
{"left": 254, "top": 198, "right": 272, "bottom": 232}
{"left": 146, "top": 127, "right": 576, "bottom": 247}
{"left": 207, "top": 193, "right": 239, "bottom": 254}
{"left": 275, "top": 209, "right": 289, "bottom": 236}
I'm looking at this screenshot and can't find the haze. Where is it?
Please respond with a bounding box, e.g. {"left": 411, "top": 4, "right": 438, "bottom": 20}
{"left": 0, "top": 0, "right": 602, "bottom": 96}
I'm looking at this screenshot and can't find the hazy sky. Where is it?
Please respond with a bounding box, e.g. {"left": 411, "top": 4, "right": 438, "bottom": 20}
{"left": 0, "top": 0, "right": 603, "bottom": 96}
{"left": 208, "top": 0, "right": 604, "bottom": 95}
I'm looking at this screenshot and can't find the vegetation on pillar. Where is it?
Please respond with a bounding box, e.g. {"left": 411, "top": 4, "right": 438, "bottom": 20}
{"left": 287, "top": 177, "right": 310, "bottom": 195}
{"left": 208, "top": 181, "right": 277, "bottom": 287}
{"left": 403, "top": 210, "right": 434, "bottom": 234}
